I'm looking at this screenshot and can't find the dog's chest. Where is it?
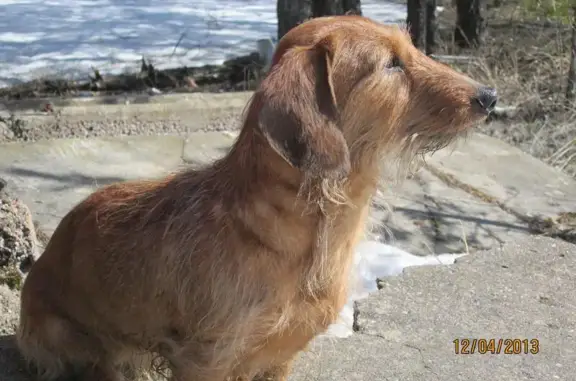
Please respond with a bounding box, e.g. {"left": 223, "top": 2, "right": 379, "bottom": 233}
{"left": 244, "top": 223, "right": 364, "bottom": 373}
{"left": 285, "top": 247, "right": 355, "bottom": 333}
{"left": 249, "top": 285, "right": 348, "bottom": 370}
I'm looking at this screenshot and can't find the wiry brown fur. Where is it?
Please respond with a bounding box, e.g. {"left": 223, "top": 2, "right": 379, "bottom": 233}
{"left": 17, "top": 15, "right": 496, "bottom": 381}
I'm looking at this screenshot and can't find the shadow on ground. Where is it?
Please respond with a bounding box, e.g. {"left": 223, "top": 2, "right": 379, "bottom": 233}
{"left": 7, "top": 167, "right": 127, "bottom": 192}
{"left": 373, "top": 197, "right": 531, "bottom": 254}
{"left": 0, "top": 335, "right": 31, "bottom": 381}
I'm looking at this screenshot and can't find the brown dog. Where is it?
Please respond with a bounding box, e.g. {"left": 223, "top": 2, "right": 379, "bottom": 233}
{"left": 17, "top": 15, "right": 496, "bottom": 381}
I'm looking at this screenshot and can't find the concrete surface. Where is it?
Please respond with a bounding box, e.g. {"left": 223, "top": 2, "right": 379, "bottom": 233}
{"left": 289, "top": 236, "right": 576, "bottom": 381}
{"left": 2, "top": 91, "right": 254, "bottom": 115}
{"left": 427, "top": 134, "right": 576, "bottom": 218}
{"left": 1, "top": 93, "right": 576, "bottom": 380}
{"left": 1, "top": 236, "right": 574, "bottom": 380}
{"left": 1, "top": 129, "right": 574, "bottom": 254}
{"left": 0, "top": 132, "right": 237, "bottom": 236}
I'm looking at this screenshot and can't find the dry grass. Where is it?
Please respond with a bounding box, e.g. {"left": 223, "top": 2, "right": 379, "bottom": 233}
{"left": 431, "top": 0, "right": 576, "bottom": 177}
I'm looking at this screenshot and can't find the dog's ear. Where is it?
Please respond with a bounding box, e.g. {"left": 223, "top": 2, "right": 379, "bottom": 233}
{"left": 257, "top": 38, "right": 351, "bottom": 181}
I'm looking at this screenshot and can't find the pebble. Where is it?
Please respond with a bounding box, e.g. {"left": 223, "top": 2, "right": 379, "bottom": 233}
{"left": 0, "top": 110, "right": 243, "bottom": 144}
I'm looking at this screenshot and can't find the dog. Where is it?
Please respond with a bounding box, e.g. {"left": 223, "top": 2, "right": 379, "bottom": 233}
{"left": 17, "top": 15, "right": 497, "bottom": 381}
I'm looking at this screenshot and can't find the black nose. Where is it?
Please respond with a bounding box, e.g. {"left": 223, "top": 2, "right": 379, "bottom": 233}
{"left": 472, "top": 86, "right": 498, "bottom": 113}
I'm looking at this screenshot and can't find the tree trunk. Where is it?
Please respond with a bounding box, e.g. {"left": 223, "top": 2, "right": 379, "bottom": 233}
{"left": 454, "top": 0, "right": 483, "bottom": 48}
{"left": 566, "top": 7, "right": 576, "bottom": 101}
{"left": 277, "top": 0, "right": 362, "bottom": 40}
{"left": 425, "top": 0, "right": 437, "bottom": 55}
{"left": 277, "top": 0, "right": 313, "bottom": 40}
{"left": 312, "top": 0, "right": 362, "bottom": 17}
{"left": 343, "top": 0, "right": 362, "bottom": 15}
{"left": 313, "top": 0, "right": 343, "bottom": 15}
{"left": 407, "top": 0, "right": 426, "bottom": 49}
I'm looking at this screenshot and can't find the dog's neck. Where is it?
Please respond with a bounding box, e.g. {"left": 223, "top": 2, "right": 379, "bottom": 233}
{"left": 225, "top": 120, "right": 377, "bottom": 225}
{"left": 221, "top": 116, "right": 382, "bottom": 212}
{"left": 212, "top": 118, "right": 381, "bottom": 296}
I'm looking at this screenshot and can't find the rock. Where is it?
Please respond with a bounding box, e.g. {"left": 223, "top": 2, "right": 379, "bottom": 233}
{"left": 0, "top": 285, "right": 19, "bottom": 335}
{"left": 0, "top": 181, "right": 39, "bottom": 289}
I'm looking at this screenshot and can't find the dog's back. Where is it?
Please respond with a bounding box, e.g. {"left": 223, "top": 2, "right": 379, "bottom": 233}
{"left": 17, "top": 178, "right": 177, "bottom": 379}
{"left": 18, "top": 162, "right": 336, "bottom": 381}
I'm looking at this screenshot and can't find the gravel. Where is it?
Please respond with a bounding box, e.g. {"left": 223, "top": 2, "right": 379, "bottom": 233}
{"left": 0, "top": 285, "right": 19, "bottom": 336}
{"left": 0, "top": 110, "right": 243, "bottom": 144}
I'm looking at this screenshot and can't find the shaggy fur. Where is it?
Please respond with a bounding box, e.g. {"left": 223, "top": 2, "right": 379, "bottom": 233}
{"left": 17, "top": 15, "right": 496, "bottom": 381}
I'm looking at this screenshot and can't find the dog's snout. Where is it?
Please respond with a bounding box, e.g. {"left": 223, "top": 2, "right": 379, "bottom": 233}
{"left": 472, "top": 86, "right": 498, "bottom": 113}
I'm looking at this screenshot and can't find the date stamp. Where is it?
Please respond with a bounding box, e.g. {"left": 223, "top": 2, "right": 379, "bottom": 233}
{"left": 453, "top": 338, "right": 540, "bottom": 355}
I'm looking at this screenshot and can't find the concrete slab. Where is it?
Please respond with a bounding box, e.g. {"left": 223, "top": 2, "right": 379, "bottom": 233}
{"left": 373, "top": 168, "right": 530, "bottom": 255}
{"left": 289, "top": 236, "right": 576, "bottom": 381}
{"left": 427, "top": 134, "right": 576, "bottom": 219}
{"left": 2, "top": 91, "right": 253, "bottom": 115}
{"left": 1, "top": 236, "right": 573, "bottom": 381}
{"left": 0, "top": 131, "right": 242, "bottom": 237}
{"left": 0, "top": 131, "right": 574, "bottom": 254}
{"left": 0, "top": 136, "right": 185, "bottom": 235}
{"left": 1, "top": 93, "right": 575, "bottom": 381}
{"left": 182, "top": 131, "right": 238, "bottom": 165}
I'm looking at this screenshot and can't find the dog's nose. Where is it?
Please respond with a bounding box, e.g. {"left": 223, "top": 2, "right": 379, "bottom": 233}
{"left": 472, "top": 86, "right": 498, "bottom": 113}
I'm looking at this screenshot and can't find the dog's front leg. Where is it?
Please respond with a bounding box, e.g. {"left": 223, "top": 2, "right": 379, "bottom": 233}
{"left": 163, "top": 341, "right": 235, "bottom": 381}
{"left": 251, "top": 358, "right": 295, "bottom": 381}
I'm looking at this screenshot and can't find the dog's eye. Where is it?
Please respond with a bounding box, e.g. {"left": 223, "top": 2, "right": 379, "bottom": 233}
{"left": 387, "top": 56, "right": 404, "bottom": 72}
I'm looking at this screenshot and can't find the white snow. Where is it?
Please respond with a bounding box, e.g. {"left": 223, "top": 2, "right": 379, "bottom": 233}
{"left": 0, "top": 0, "right": 407, "bottom": 87}
{"left": 326, "top": 241, "right": 466, "bottom": 338}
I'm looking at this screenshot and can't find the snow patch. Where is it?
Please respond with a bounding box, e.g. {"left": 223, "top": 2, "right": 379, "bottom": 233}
{"left": 326, "top": 241, "right": 467, "bottom": 338}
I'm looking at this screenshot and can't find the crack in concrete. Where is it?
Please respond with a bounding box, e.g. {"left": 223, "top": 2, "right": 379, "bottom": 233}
{"left": 412, "top": 172, "right": 443, "bottom": 250}
{"left": 355, "top": 331, "right": 440, "bottom": 379}
{"left": 179, "top": 138, "right": 188, "bottom": 164}
{"left": 403, "top": 343, "right": 440, "bottom": 379}
{"left": 411, "top": 169, "right": 505, "bottom": 253}
{"left": 424, "top": 163, "right": 576, "bottom": 244}
{"left": 418, "top": 168, "right": 508, "bottom": 251}
{"left": 352, "top": 301, "right": 361, "bottom": 333}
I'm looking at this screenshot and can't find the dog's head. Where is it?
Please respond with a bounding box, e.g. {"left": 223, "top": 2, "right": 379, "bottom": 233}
{"left": 255, "top": 16, "right": 497, "bottom": 182}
